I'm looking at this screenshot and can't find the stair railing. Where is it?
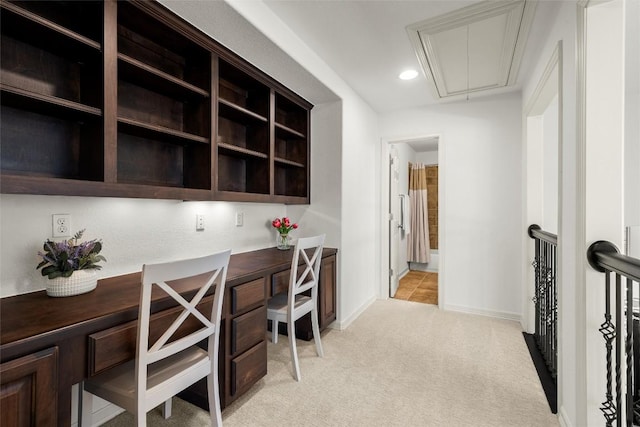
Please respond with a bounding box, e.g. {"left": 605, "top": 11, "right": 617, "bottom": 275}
{"left": 528, "top": 224, "right": 558, "bottom": 383}
{"left": 587, "top": 240, "right": 640, "bottom": 426}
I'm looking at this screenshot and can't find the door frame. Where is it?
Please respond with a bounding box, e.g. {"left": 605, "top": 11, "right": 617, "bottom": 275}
{"left": 379, "top": 134, "right": 445, "bottom": 308}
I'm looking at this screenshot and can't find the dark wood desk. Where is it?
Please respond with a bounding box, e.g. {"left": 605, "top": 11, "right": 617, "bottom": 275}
{"left": 0, "top": 247, "right": 337, "bottom": 426}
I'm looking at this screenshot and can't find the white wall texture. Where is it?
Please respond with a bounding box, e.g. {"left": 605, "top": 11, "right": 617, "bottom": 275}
{"left": 0, "top": 196, "right": 288, "bottom": 297}
{"left": 520, "top": 2, "right": 580, "bottom": 424}
{"left": 543, "top": 95, "right": 559, "bottom": 234}
{"left": 222, "top": 0, "right": 381, "bottom": 327}
{"left": 379, "top": 92, "right": 523, "bottom": 320}
{"left": 416, "top": 150, "right": 439, "bottom": 166}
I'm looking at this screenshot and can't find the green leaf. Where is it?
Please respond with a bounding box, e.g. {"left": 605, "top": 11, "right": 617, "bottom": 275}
{"left": 36, "top": 260, "right": 48, "bottom": 270}
{"left": 42, "top": 265, "right": 57, "bottom": 276}
{"left": 62, "top": 270, "right": 74, "bottom": 278}
{"left": 47, "top": 271, "right": 62, "bottom": 279}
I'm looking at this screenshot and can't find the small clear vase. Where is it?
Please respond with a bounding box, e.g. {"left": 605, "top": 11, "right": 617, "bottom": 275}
{"left": 276, "top": 233, "right": 291, "bottom": 250}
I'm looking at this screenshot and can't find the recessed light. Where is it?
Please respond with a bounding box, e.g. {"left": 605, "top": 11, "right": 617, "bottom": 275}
{"left": 399, "top": 69, "right": 419, "bottom": 80}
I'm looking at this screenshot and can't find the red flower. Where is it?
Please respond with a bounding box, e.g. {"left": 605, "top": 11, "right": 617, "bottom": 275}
{"left": 271, "top": 217, "right": 298, "bottom": 234}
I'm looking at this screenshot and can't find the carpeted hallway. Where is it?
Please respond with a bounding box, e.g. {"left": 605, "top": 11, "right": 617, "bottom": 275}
{"left": 104, "top": 299, "right": 559, "bottom": 427}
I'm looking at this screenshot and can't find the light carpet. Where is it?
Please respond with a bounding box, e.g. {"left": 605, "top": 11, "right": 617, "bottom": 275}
{"left": 103, "top": 299, "right": 559, "bottom": 427}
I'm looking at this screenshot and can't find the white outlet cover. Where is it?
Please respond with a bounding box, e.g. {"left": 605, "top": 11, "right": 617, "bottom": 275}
{"left": 235, "top": 212, "right": 244, "bottom": 227}
{"left": 52, "top": 214, "right": 71, "bottom": 238}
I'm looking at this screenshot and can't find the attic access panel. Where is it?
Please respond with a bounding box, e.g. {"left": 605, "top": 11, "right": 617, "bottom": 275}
{"left": 407, "top": 0, "right": 536, "bottom": 99}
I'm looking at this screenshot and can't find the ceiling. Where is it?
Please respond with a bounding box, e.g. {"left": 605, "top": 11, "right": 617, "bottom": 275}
{"left": 263, "top": 0, "right": 559, "bottom": 114}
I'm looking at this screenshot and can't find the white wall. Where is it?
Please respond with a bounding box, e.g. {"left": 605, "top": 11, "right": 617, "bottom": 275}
{"left": 0, "top": 196, "right": 286, "bottom": 297}
{"left": 380, "top": 92, "right": 523, "bottom": 320}
{"left": 223, "top": 0, "right": 381, "bottom": 328}
{"left": 543, "top": 95, "right": 559, "bottom": 234}
{"left": 416, "top": 151, "right": 439, "bottom": 166}
{"left": 520, "top": 2, "right": 579, "bottom": 424}
{"left": 625, "top": 0, "right": 640, "bottom": 228}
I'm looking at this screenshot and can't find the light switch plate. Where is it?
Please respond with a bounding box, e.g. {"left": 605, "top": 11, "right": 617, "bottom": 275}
{"left": 196, "top": 214, "right": 205, "bottom": 231}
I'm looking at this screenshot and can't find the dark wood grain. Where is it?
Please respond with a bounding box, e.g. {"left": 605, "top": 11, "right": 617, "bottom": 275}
{"left": 0, "top": 247, "right": 336, "bottom": 424}
{"left": 1, "top": 0, "right": 312, "bottom": 204}
{"left": 231, "top": 278, "right": 266, "bottom": 315}
{"left": 231, "top": 306, "right": 266, "bottom": 356}
{"left": 230, "top": 341, "right": 267, "bottom": 398}
{"left": 0, "top": 347, "right": 58, "bottom": 427}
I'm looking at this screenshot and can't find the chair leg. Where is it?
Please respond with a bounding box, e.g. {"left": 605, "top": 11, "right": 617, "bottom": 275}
{"left": 311, "top": 307, "right": 324, "bottom": 357}
{"left": 272, "top": 319, "right": 279, "bottom": 343}
{"left": 288, "top": 321, "right": 301, "bottom": 381}
{"left": 78, "top": 382, "right": 93, "bottom": 427}
{"left": 161, "top": 398, "right": 172, "bottom": 419}
{"left": 207, "top": 372, "right": 223, "bottom": 427}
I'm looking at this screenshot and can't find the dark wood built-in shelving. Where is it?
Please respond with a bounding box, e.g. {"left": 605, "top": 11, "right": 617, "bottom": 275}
{"left": 0, "top": 0, "right": 312, "bottom": 203}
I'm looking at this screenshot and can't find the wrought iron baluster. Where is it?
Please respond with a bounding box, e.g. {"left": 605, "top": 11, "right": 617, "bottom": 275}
{"left": 626, "top": 277, "right": 634, "bottom": 427}
{"left": 600, "top": 269, "right": 616, "bottom": 426}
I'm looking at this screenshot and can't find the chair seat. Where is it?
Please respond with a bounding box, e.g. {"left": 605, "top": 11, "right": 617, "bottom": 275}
{"left": 84, "top": 347, "right": 210, "bottom": 413}
{"left": 267, "top": 293, "right": 314, "bottom": 322}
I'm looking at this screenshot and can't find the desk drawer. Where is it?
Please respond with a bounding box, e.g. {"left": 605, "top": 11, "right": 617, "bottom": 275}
{"left": 231, "top": 340, "right": 267, "bottom": 397}
{"left": 88, "top": 296, "right": 213, "bottom": 376}
{"left": 271, "top": 270, "right": 289, "bottom": 296}
{"left": 231, "top": 306, "right": 266, "bottom": 356}
{"left": 231, "top": 278, "right": 265, "bottom": 315}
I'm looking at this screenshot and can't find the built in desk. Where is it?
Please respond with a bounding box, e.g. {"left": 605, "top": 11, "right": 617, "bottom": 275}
{"left": 0, "top": 247, "right": 337, "bottom": 426}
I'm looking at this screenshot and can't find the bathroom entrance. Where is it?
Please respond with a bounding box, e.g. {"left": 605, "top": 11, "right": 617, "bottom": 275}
{"left": 385, "top": 136, "right": 441, "bottom": 305}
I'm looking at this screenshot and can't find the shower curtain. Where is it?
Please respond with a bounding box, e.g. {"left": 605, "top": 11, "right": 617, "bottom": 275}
{"left": 408, "top": 162, "right": 430, "bottom": 263}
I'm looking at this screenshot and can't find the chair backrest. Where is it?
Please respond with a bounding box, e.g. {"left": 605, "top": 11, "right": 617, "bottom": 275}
{"left": 288, "top": 235, "right": 326, "bottom": 302}
{"left": 136, "top": 250, "right": 231, "bottom": 394}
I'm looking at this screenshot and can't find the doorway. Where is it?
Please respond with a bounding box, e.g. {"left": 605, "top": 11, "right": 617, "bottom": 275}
{"left": 381, "top": 136, "right": 443, "bottom": 306}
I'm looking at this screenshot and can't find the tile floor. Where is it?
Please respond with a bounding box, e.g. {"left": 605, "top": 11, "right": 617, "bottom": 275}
{"left": 393, "top": 270, "right": 438, "bottom": 305}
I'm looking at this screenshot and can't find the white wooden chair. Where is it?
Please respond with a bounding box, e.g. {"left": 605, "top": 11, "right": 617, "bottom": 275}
{"left": 267, "top": 235, "right": 325, "bottom": 381}
{"left": 79, "top": 250, "right": 231, "bottom": 427}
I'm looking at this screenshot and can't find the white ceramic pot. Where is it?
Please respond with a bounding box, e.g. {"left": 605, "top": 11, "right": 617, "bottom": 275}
{"left": 45, "top": 269, "right": 98, "bottom": 297}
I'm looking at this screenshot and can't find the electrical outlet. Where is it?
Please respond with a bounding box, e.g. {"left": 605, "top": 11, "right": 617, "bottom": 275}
{"left": 235, "top": 212, "right": 244, "bottom": 227}
{"left": 196, "top": 214, "right": 205, "bottom": 231}
{"left": 52, "top": 214, "right": 71, "bottom": 238}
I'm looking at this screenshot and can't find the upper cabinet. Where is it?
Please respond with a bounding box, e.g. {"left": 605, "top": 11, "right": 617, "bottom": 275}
{"left": 0, "top": 0, "right": 312, "bottom": 204}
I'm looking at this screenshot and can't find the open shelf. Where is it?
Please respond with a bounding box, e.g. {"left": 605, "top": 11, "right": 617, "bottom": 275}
{"left": 219, "top": 98, "right": 268, "bottom": 123}
{"left": 1, "top": 84, "right": 102, "bottom": 119}
{"left": 118, "top": 117, "right": 209, "bottom": 145}
{"left": 1, "top": 104, "right": 103, "bottom": 181}
{"left": 217, "top": 154, "right": 269, "bottom": 194}
{"left": 274, "top": 163, "right": 307, "bottom": 198}
{"left": 1, "top": 2, "right": 101, "bottom": 57}
{"left": 274, "top": 157, "right": 305, "bottom": 168}
{"left": 6, "top": 1, "right": 103, "bottom": 44}
{"left": 275, "top": 92, "right": 308, "bottom": 137}
{"left": 1, "top": 0, "right": 311, "bottom": 203}
{"left": 117, "top": 131, "right": 211, "bottom": 190}
{"left": 118, "top": 54, "right": 210, "bottom": 101}
{"left": 118, "top": 2, "right": 210, "bottom": 92}
{"left": 275, "top": 122, "right": 305, "bottom": 139}
{"left": 218, "top": 143, "right": 268, "bottom": 159}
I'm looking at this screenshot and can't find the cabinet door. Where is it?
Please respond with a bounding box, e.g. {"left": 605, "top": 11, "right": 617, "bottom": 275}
{"left": 0, "top": 347, "right": 58, "bottom": 427}
{"left": 319, "top": 254, "right": 337, "bottom": 329}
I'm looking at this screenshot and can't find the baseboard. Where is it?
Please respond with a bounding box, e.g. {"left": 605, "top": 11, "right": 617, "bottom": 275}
{"left": 522, "top": 332, "right": 557, "bottom": 413}
{"left": 558, "top": 406, "right": 572, "bottom": 427}
{"left": 398, "top": 268, "right": 409, "bottom": 280}
{"left": 333, "top": 294, "right": 377, "bottom": 330}
{"left": 443, "top": 304, "right": 521, "bottom": 322}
